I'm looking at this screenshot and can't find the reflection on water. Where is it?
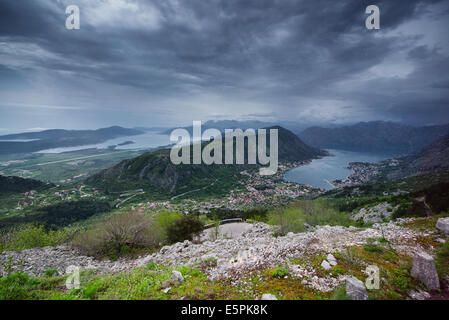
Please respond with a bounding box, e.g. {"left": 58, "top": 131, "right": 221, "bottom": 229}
{"left": 284, "top": 149, "right": 392, "bottom": 190}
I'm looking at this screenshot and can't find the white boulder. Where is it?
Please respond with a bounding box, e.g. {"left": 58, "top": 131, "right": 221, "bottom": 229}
{"left": 170, "top": 270, "right": 184, "bottom": 283}
{"left": 436, "top": 217, "right": 449, "bottom": 236}
{"left": 411, "top": 252, "right": 440, "bottom": 291}
{"left": 261, "top": 293, "right": 278, "bottom": 300}
{"left": 327, "top": 254, "right": 337, "bottom": 266}
{"left": 321, "top": 260, "right": 332, "bottom": 270}
{"left": 346, "top": 276, "right": 368, "bottom": 300}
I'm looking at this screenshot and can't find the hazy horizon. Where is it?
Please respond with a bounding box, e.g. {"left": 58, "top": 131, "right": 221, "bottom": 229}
{"left": 2, "top": 118, "right": 449, "bottom": 136}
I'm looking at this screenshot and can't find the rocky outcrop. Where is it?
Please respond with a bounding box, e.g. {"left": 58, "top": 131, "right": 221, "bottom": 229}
{"left": 436, "top": 217, "right": 449, "bottom": 236}
{"left": 320, "top": 254, "right": 337, "bottom": 270}
{"left": 352, "top": 203, "right": 397, "bottom": 224}
{"left": 0, "top": 219, "right": 431, "bottom": 296}
{"left": 0, "top": 246, "right": 146, "bottom": 277}
{"left": 346, "top": 277, "right": 368, "bottom": 300}
{"left": 411, "top": 252, "right": 440, "bottom": 291}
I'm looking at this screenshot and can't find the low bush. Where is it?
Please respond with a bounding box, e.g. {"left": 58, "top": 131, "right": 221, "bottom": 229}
{"left": 166, "top": 215, "right": 204, "bottom": 244}
{"left": 392, "top": 200, "right": 412, "bottom": 219}
{"left": 82, "top": 282, "right": 101, "bottom": 299}
{"left": 0, "top": 272, "right": 36, "bottom": 300}
{"left": 271, "top": 266, "right": 289, "bottom": 278}
{"left": 267, "top": 199, "right": 352, "bottom": 235}
{"left": 436, "top": 240, "right": 449, "bottom": 278}
{"left": 155, "top": 210, "right": 182, "bottom": 239}
{"left": 71, "top": 211, "right": 163, "bottom": 259}
{"left": 299, "top": 200, "right": 352, "bottom": 227}
{"left": 197, "top": 257, "right": 218, "bottom": 271}
{"left": 331, "top": 285, "right": 348, "bottom": 300}
{"left": 364, "top": 243, "right": 384, "bottom": 253}
{"left": 0, "top": 224, "right": 71, "bottom": 253}
{"left": 268, "top": 208, "right": 305, "bottom": 235}
{"left": 43, "top": 269, "right": 59, "bottom": 277}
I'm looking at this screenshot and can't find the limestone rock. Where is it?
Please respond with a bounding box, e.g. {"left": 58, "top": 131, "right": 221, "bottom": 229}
{"left": 327, "top": 254, "right": 337, "bottom": 266}
{"left": 352, "top": 202, "right": 397, "bottom": 224}
{"left": 162, "top": 287, "right": 171, "bottom": 294}
{"left": 261, "top": 293, "right": 278, "bottom": 300}
{"left": 170, "top": 270, "right": 184, "bottom": 283}
{"left": 321, "top": 260, "right": 332, "bottom": 270}
{"left": 436, "top": 217, "right": 449, "bottom": 236}
{"left": 409, "top": 289, "right": 431, "bottom": 300}
{"left": 346, "top": 276, "right": 368, "bottom": 300}
{"left": 411, "top": 252, "right": 440, "bottom": 290}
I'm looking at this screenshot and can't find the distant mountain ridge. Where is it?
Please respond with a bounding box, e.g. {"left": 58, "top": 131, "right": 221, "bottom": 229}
{"left": 409, "top": 133, "right": 449, "bottom": 173}
{"left": 161, "top": 120, "right": 276, "bottom": 135}
{"left": 0, "top": 126, "right": 144, "bottom": 155}
{"left": 386, "top": 133, "right": 449, "bottom": 180}
{"left": 161, "top": 120, "right": 316, "bottom": 136}
{"left": 87, "top": 126, "right": 327, "bottom": 194}
{"left": 298, "top": 121, "right": 449, "bottom": 154}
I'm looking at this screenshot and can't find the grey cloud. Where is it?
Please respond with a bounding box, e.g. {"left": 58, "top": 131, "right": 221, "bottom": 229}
{"left": 0, "top": 0, "right": 448, "bottom": 129}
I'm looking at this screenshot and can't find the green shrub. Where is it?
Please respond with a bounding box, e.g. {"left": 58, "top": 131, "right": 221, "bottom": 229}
{"left": 0, "top": 272, "right": 35, "bottom": 300}
{"left": 331, "top": 285, "right": 348, "bottom": 300}
{"left": 267, "top": 208, "right": 305, "bottom": 235}
{"left": 82, "top": 282, "right": 100, "bottom": 299}
{"left": 0, "top": 224, "right": 70, "bottom": 253}
{"left": 416, "top": 182, "right": 449, "bottom": 214}
{"left": 436, "top": 240, "right": 449, "bottom": 278}
{"left": 147, "top": 262, "right": 157, "bottom": 270}
{"left": 156, "top": 210, "right": 182, "bottom": 231}
{"left": 271, "top": 266, "right": 289, "bottom": 278}
{"left": 364, "top": 243, "right": 384, "bottom": 253}
{"left": 392, "top": 201, "right": 412, "bottom": 219}
{"left": 267, "top": 199, "right": 352, "bottom": 236}
{"left": 200, "top": 257, "right": 218, "bottom": 269}
{"left": 156, "top": 210, "right": 182, "bottom": 239}
{"left": 166, "top": 215, "right": 204, "bottom": 244}
{"left": 43, "top": 269, "right": 59, "bottom": 277}
{"left": 300, "top": 199, "right": 352, "bottom": 227}
{"left": 390, "top": 269, "right": 412, "bottom": 292}
{"left": 71, "top": 211, "right": 163, "bottom": 259}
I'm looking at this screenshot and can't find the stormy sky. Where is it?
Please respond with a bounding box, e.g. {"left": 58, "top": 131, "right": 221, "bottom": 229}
{"left": 0, "top": 0, "right": 448, "bottom": 132}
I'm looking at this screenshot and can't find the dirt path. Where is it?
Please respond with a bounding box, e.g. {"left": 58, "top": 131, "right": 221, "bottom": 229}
{"left": 171, "top": 180, "right": 217, "bottom": 200}
{"left": 202, "top": 222, "right": 253, "bottom": 241}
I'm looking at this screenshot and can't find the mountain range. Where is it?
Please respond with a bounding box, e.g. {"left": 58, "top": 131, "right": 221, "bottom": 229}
{"left": 0, "top": 126, "right": 144, "bottom": 154}
{"left": 298, "top": 121, "right": 449, "bottom": 154}
{"left": 385, "top": 133, "right": 449, "bottom": 180}
{"left": 162, "top": 120, "right": 314, "bottom": 136}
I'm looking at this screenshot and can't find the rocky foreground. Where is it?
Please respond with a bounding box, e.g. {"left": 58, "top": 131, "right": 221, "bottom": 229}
{"left": 1, "top": 217, "right": 447, "bottom": 299}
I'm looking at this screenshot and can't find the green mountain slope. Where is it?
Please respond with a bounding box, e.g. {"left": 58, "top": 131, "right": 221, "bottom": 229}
{"left": 0, "top": 175, "right": 53, "bottom": 194}
{"left": 87, "top": 126, "right": 327, "bottom": 194}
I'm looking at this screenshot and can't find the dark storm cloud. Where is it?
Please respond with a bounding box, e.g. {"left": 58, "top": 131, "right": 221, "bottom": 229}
{"left": 0, "top": 0, "right": 448, "bottom": 129}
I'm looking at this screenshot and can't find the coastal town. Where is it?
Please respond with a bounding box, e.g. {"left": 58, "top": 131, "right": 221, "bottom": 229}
{"left": 331, "top": 158, "right": 402, "bottom": 189}
{"left": 1, "top": 160, "right": 326, "bottom": 220}
{"left": 125, "top": 161, "right": 325, "bottom": 215}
